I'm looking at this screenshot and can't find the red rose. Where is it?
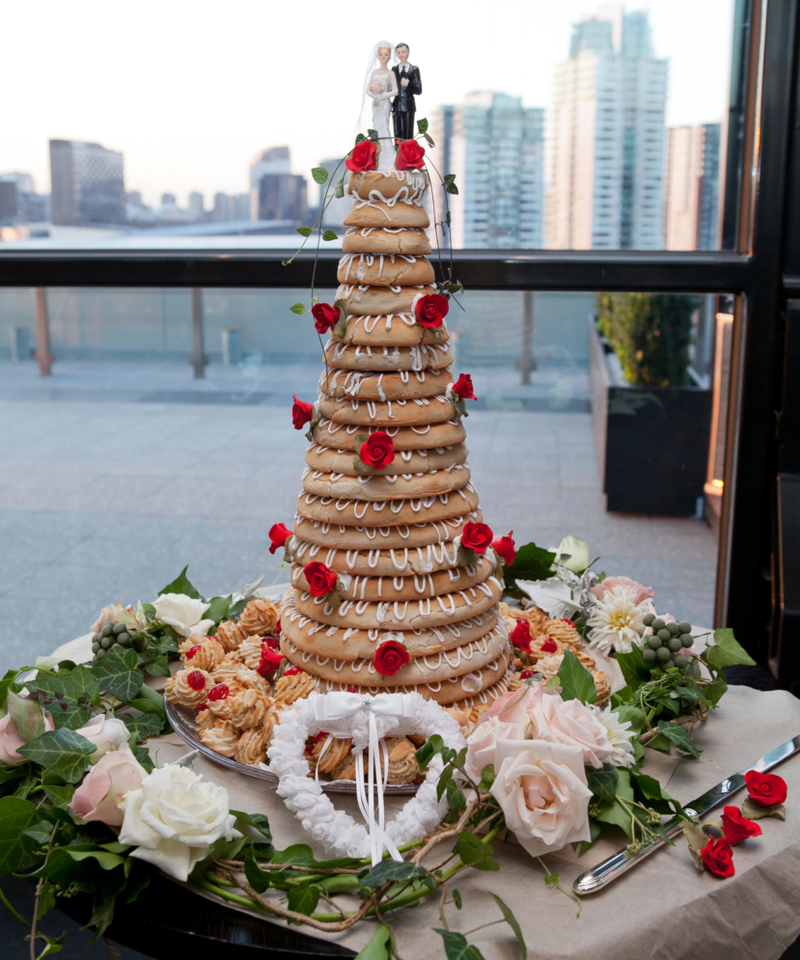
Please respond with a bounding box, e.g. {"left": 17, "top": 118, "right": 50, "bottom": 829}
{"left": 492, "top": 531, "right": 517, "bottom": 566}
{"left": 461, "top": 521, "right": 494, "bottom": 554}
{"left": 262, "top": 634, "right": 280, "bottom": 650}
{"left": 452, "top": 374, "right": 477, "bottom": 401}
{"left": 720, "top": 805, "right": 763, "bottom": 845}
{"left": 346, "top": 139, "right": 378, "bottom": 172}
{"left": 268, "top": 522, "right": 293, "bottom": 555}
{"left": 744, "top": 769, "right": 788, "bottom": 806}
{"left": 415, "top": 293, "right": 449, "bottom": 329}
{"left": 374, "top": 640, "right": 410, "bottom": 676}
{"left": 311, "top": 302, "right": 339, "bottom": 334}
{"left": 395, "top": 139, "right": 425, "bottom": 170}
{"left": 304, "top": 561, "right": 338, "bottom": 598}
{"left": 360, "top": 431, "right": 395, "bottom": 470}
{"left": 257, "top": 645, "right": 285, "bottom": 677}
{"left": 509, "top": 619, "right": 532, "bottom": 652}
{"left": 285, "top": 665, "right": 303, "bottom": 677}
{"left": 292, "top": 396, "right": 314, "bottom": 430}
{"left": 208, "top": 683, "right": 229, "bottom": 702}
{"left": 541, "top": 638, "right": 558, "bottom": 654}
{"left": 700, "top": 836, "right": 735, "bottom": 878}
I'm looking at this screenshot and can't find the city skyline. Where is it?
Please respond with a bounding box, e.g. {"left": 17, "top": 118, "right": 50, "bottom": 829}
{"left": 2, "top": 0, "right": 734, "bottom": 206}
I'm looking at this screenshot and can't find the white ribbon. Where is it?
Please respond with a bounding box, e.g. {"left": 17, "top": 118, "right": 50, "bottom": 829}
{"left": 311, "top": 692, "right": 416, "bottom": 865}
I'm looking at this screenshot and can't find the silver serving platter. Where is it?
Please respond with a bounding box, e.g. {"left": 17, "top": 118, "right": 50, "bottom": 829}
{"left": 165, "top": 698, "right": 420, "bottom": 796}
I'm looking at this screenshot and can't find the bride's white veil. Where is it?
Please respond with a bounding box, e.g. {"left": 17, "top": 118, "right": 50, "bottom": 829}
{"left": 356, "top": 40, "right": 396, "bottom": 133}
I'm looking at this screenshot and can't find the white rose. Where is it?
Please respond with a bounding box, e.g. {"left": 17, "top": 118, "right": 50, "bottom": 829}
{"left": 152, "top": 593, "right": 214, "bottom": 638}
{"left": 551, "top": 536, "right": 590, "bottom": 574}
{"left": 75, "top": 714, "right": 131, "bottom": 760}
{"left": 528, "top": 695, "right": 615, "bottom": 769}
{"left": 491, "top": 739, "right": 592, "bottom": 858}
{"left": 119, "top": 764, "right": 240, "bottom": 881}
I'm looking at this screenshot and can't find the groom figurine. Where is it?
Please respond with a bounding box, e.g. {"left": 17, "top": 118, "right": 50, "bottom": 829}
{"left": 392, "top": 43, "right": 422, "bottom": 143}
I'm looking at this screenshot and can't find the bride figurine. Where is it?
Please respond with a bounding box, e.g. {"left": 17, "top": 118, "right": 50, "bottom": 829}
{"left": 361, "top": 41, "right": 399, "bottom": 171}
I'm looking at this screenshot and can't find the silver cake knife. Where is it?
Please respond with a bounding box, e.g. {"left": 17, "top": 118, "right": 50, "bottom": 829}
{"left": 573, "top": 733, "right": 800, "bottom": 895}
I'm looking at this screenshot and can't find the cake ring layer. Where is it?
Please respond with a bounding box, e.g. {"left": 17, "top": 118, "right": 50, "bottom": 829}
{"left": 305, "top": 443, "right": 468, "bottom": 477}
{"left": 313, "top": 418, "right": 466, "bottom": 451}
{"left": 296, "top": 483, "right": 481, "bottom": 527}
{"left": 346, "top": 170, "right": 428, "bottom": 204}
{"left": 317, "top": 394, "right": 456, "bottom": 426}
{"left": 344, "top": 202, "right": 430, "bottom": 229}
{"left": 337, "top": 254, "right": 434, "bottom": 288}
{"left": 290, "top": 532, "right": 465, "bottom": 575}
{"left": 330, "top": 314, "right": 446, "bottom": 347}
{"left": 291, "top": 512, "right": 478, "bottom": 552}
{"left": 342, "top": 227, "right": 431, "bottom": 256}
{"left": 320, "top": 368, "right": 452, "bottom": 401}
{"left": 301, "top": 463, "right": 471, "bottom": 501}
{"left": 324, "top": 340, "right": 453, "bottom": 372}
{"left": 337, "top": 283, "right": 436, "bottom": 316}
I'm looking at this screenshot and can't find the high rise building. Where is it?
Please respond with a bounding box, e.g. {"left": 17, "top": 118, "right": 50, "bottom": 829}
{"left": 664, "top": 124, "right": 721, "bottom": 250}
{"left": 0, "top": 172, "right": 48, "bottom": 222}
{"left": 249, "top": 146, "right": 307, "bottom": 223}
{"left": 49, "top": 140, "right": 124, "bottom": 225}
{"left": 545, "top": 6, "right": 667, "bottom": 250}
{"left": 429, "top": 93, "right": 545, "bottom": 249}
{"left": 188, "top": 191, "right": 205, "bottom": 220}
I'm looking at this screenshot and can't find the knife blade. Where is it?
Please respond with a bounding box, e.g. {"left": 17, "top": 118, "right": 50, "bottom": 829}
{"left": 573, "top": 732, "right": 800, "bottom": 895}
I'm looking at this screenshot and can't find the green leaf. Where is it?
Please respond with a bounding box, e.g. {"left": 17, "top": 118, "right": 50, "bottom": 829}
{"left": 359, "top": 859, "right": 429, "bottom": 889}
{"left": 434, "top": 929, "right": 486, "bottom": 960}
{"left": 23, "top": 821, "right": 53, "bottom": 846}
{"left": 436, "top": 763, "right": 454, "bottom": 801}
{"left": 705, "top": 628, "right": 756, "bottom": 671}
{"left": 129, "top": 697, "right": 165, "bottom": 720}
{"left": 453, "top": 831, "right": 499, "bottom": 871}
{"left": 233, "top": 811, "right": 273, "bottom": 858}
{"left": 322, "top": 229, "right": 338, "bottom": 242}
{"left": 415, "top": 733, "right": 444, "bottom": 771}
{"left": 656, "top": 721, "right": 701, "bottom": 758}
{"left": 271, "top": 843, "right": 315, "bottom": 865}
{"left": 452, "top": 889, "right": 462, "bottom": 909}
{"left": 586, "top": 764, "right": 619, "bottom": 804}
{"left": 244, "top": 843, "right": 271, "bottom": 894}
{"left": 417, "top": 117, "right": 429, "bottom": 134}
{"left": 488, "top": 892, "right": 527, "bottom": 959}
{"left": 27, "top": 665, "right": 100, "bottom": 730}
{"left": 334, "top": 178, "right": 345, "bottom": 199}
{"left": 446, "top": 776, "right": 466, "bottom": 812}
{"left": 503, "top": 542, "right": 557, "bottom": 589}
{"left": 158, "top": 565, "right": 201, "bottom": 599}
{"left": 702, "top": 677, "right": 728, "bottom": 706}
{"left": 36, "top": 879, "right": 57, "bottom": 921}
{"left": 144, "top": 654, "right": 170, "bottom": 679}
{"left": 478, "top": 764, "right": 495, "bottom": 792}
{"left": 204, "top": 594, "right": 231, "bottom": 625}
{"left": 354, "top": 924, "right": 392, "bottom": 960}
{"left": 557, "top": 649, "right": 597, "bottom": 704}
{"left": 0, "top": 797, "right": 39, "bottom": 873}
{"left": 311, "top": 166, "right": 329, "bottom": 185}
{"left": 91, "top": 646, "right": 141, "bottom": 702}
{"left": 296, "top": 226, "right": 312, "bottom": 238}
{"left": 615, "top": 645, "right": 651, "bottom": 692}
{"left": 355, "top": 133, "right": 366, "bottom": 144}
{"left": 19, "top": 729, "right": 96, "bottom": 782}
{"left": 446, "top": 180, "right": 459, "bottom": 194}
{"left": 595, "top": 799, "right": 633, "bottom": 837}
{"left": 742, "top": 797, "right": 786, "bottom": 820}
{"left": 367, "top": 128, "right": 379, "bottom": 141}
{"left": 64, "top": 848, "right": 126, "bottom": 871}
{"left": 287, "top": 883, "right": 321, "bottom": 916}
{"left": 424, "top": 132, "right": 435, "bottom": 147}
{"left": 290, "top": 302, "right": 306, "bottom": 315}
{"left": 120, "top": 712, "right": 163, "bottom": 744}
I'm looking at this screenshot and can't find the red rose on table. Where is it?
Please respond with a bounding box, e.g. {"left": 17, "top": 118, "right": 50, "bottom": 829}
{"left": 492, "top": 530, "right": 516, "bottom": 566}
{"left": 346, "top": 139, "right": 378, "bottom": 172}
{"left": 311, "top": 302, "right": 339, "bottom": 334}
{"left": 360, "top": 431, "right": 395, "bottom": 470}
{"left": 374, "top": 640, "right": 410, "bottom": 676}
{"left": 721, "top": 805, "right": 763, "bottom": 845}
{"left": 744, "top": 769, "right": 787, "bottom": 806}
{"left": 395, "top": 139, "right": 425, "bottom": 170}
{"left": 452, "top": 374, "right": 477, "bottom": 401}
{"left": 509, "top": 619, "right": 532, "bottom": 652}
{"left": 304, "top": 561, "right": 338, "bottom": 598}
{"left": 461, "top": 521, "right": 494, "bottom": 554}
{"left": 700, "top": 837, "right": 735, "bottom": 878}
{"left": 268, "top": 522, "right": 292, "bottom": 555}
{"left": 292, "top": 396, "right": 314, "bottom": 430}
{"left": 540, "top": 638, "right": 558, "bottom": 654}
{"left": 257, "top": 645, "right": 284, "bottom": 677}
{"left": 415, "top": 293, "right": 449, "bottom": 328}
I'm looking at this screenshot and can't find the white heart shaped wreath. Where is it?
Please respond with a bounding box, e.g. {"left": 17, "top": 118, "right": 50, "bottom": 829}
{"left": 266, "top": 691, "right": 465, "bottom": 862}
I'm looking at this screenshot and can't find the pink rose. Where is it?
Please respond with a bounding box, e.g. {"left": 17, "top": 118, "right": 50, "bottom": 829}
{"left": 90, "top": 602, "right": 123, "bottom": 635}
{"left": 528, "top": 695, "right": 614, "bottom": 769}
{"left": 71, "top": 742, "right": 149, "bottom": 826}
{"left": 0, "top": 712, "right": 54, "bottom": 766}
{"left": 464, "top": 714, "right": 528, "bottom": 782}
{"left": 482, "top": 682, "right": 556, "bottom": 726}
{"left": 491, "top": 739, "right": 592, "bottom": 857}
{"left": 591, "top": 576, "right": 654, "bottom": 606}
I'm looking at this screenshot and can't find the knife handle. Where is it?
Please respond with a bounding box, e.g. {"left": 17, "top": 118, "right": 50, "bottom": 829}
{"left": 572, "top": 811, "right": 696, "bottom": 895}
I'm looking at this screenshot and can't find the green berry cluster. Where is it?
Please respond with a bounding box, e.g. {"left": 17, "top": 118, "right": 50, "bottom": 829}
{"left": 640, "top": 615, "right": 693, "bottom": 669}
{"left": 91, "top": 621, "right": 145, "bottom": 662}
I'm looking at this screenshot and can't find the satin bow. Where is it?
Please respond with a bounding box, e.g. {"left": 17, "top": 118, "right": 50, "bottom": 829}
{"left": 312, "top": 692, "right": 416, "bottom": 865}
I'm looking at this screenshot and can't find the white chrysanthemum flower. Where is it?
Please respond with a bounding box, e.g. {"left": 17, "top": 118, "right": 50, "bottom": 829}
{"left": 588, "top": 704, "right": 636, "bottom": 768}
{"left": 585, "top": 584, "right": 648, "bottom": 654}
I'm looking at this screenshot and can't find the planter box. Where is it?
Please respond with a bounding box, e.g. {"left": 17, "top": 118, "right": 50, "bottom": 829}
{"left": 589, "top": 321, "right": 712, "bottom": 516}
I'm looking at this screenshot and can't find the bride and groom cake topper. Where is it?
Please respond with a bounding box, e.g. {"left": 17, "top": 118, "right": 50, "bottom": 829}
{"left": 362, "top": 41, "right": 422, "bottom": 170}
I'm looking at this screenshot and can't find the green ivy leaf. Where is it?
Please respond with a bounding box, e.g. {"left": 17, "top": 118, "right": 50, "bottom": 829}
{"left": 290, "top": 302, "right": 306, "bottom": 315}
{"left": 453, "top": 831, "right": 499, "bottom": 871}
{"left": 204, "top": 594, "right": 231, "bottom": 626}
{"left": 158, "top": 565, "right": 201, "bottom": 599}
{"left": 367, "top": 129, "right": 379, "bottom": 141}
{"left": 557, "top": 649, "right": 597, "bottom": 704}
{"left": 415, "top": 733, "right": 444, "bottom": 772}
{"left": 334, "top": 178, "right": 345, "bottom": 199}
{"left": 19, "top": 729, "right": 96, "bottom": 783}
{"left": 586, "top": 764, "right": 619, "bottom": 804}
{"left": 424, "top": 132, "right": 435, "bottom": 147}
{"left": 452, "top": 889, "right": 462, "bottom": 910}
{"left": 64, "top": 847, "right": 126, "bottom": 871}
{"left": 233, "top": 810, "right": 273, "bottom": 856}
{"left": 446, "top": 776, "right": 466, "bottom": 813}
{"left": 311, "top": 166, "right": 329, "bottom": 185}
{"left": 322, "top": 229, "right": 338, "bottom": 242}
{"left": 359, "top": 859, "right": 429, "bottom": 889}
{"left": 705, "top": 628, "right": 756, "bottom": 671}
{"left": 43, "top": 784, "right": 75, "bottom": 810}
{"left": 287, "top": 883, "right": 321, "bottom": 916}
{"left": 434, "top": 929, "right": 486, "bottom": 960}
{"left": 296, "top": 226, "right": 312, "bottom": 238}
{"left": 503, "top": 542, "right": 557, "bottom": 589}
{"left": 91, "top": 646, "right": 142, "bottom": 702}
{"left": 354, "top": 924, "right": 392, "bottom": 960}
{"left": 446, "top": 180, "right": 459, "bottom": 194}
{"left": 27, "top": 665, "right": 100, "bottom": 730}
{"left": 120, "top": 712, "right": 163, "bottom": 744}
{"left": 478, "top": 764, "right": 495, "bottom": 792}
{"left": 656, "top": 720, "right": 701, "bottom": 758}
{"left": 244, "top": 843, "right": 271, "bottom": 894}
{"left": 615, "top": 645, "right": 651, "bottom": 692}
{"left": 144, "top": 654, "right": 170, "bottom": 679}
{"left": 0, "top": 797, "right": 40, "bottom": 873}
{"left": 355, "top": 133, "right": 366, "bottom": 144}
{"left": 488, "top": 892, "right": 527, "bottom": 960}
{"left": 417, "top": 117, "right": 429, "bottom": 134}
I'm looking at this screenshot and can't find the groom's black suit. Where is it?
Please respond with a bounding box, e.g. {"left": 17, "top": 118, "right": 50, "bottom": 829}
{"left": 392, "top": 63, "right": 422, "bottom": 142}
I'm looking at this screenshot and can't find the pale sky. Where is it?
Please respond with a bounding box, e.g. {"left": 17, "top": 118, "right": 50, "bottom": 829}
{"left": 2, "top": 0, "right": 734, "bottom": 208}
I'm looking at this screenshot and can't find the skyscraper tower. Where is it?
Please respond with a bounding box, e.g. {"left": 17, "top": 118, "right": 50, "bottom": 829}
{"left": 545, "top": 5, "right": 667, "bottom": 250}
{"left": 49, "top": 140, "right": 124, "bottom": 225}
{"left": 664, "top": 124, "right": 721, "bottom": 250}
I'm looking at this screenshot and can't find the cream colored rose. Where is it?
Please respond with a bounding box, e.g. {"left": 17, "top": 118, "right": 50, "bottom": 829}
{"left": 552, "top": 536, "right": 590, "bottom": 573}
{"left": 490, "top": 739, "right": 592, "bottom": 857}
{"left": 74, "top": 714, "right": 131, "bottom": 761}
{"left": 528, "top": 695, "right": 614, "bottom": 769}
{"left": 464, "top": 715, "right": 527, "bottom": 782}
{"left": 152, "top": 593, "right": 214, "bottom": 638}
{"left": 90, "top": 602, "right": 124, "bottom": 635}
{"left": 118, "top": 764, "right": 240, "bottom": 881}
{"left": 71, "top": 743, "right": 148, "bottom": 827}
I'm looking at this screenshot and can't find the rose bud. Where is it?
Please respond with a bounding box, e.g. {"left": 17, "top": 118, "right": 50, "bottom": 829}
{"left": 492, "top": 531, "right": 517, "bottom": 566}
{"left": 720, "top": 805, "right": 763, "bottom": 845}
{"left": 414, "top": 293, "right": 449, "bottom": 329}
{"left": 346, "top": 139, "right": 378, "bottom": 172}
{"left": 509, "top": 619, "right": 532, "bottom": 653}
{"left": 292, "top": 396, "right": 314, "bottom": 430}
{"left": 461, "top": 521, "right": 494, "bottom": 554}
{"left": 452, "top": 374, "right": 477, "bottom": 401}
{"left": 374, "top": 640, "right": 411, "bottom": 676}
{"left": 311, "top": 303, "right": 339, "bottom": 334}
{"left": 257, "top": 646, "right": 285, "bottom": 677}
{"left": 360, "top": 431, "right": 395, "bottom": 470}
{"left": 303, "top": 561, "right": 338, "bottom": 598}
{"left": 395, "top": 139, "right": 426, "bottom": 170}
{"left": 268, "top": 522, "right": 292, "bottom": 555}
{"left": 71, "top": 742, "right": 149, "bottom": 827}
{"left": 744, "top": 769, "right": 788, "bottom": 806}
{"left": 700, "top": 836, "right": 735, "bottom": 878}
